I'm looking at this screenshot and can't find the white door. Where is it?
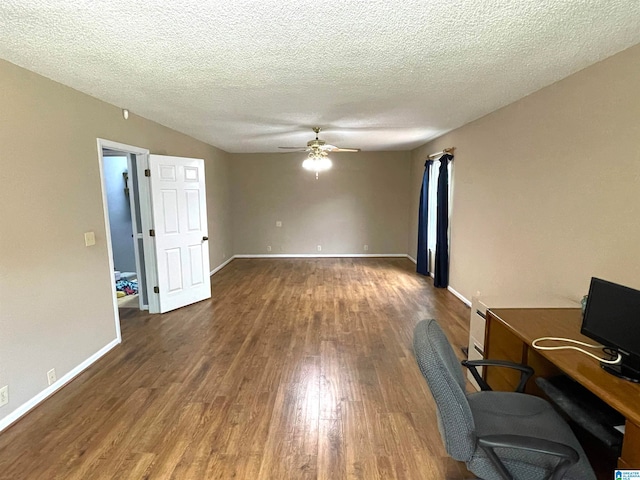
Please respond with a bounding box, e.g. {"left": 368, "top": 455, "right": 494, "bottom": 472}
{"left": 149, "top": 155, "right": 211, "bottom": 313}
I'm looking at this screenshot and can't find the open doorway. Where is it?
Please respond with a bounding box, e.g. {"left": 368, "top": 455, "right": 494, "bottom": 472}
{"left": 102, "top": 149, "right": 144, "bottom": 309}
{"left": 97, "top": 139, "right": 160, "bottom": 333}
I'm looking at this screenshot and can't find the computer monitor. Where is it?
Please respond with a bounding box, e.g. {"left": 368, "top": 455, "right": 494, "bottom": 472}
{"left": 581, "top": 277, "right": 640, "bottom": 383}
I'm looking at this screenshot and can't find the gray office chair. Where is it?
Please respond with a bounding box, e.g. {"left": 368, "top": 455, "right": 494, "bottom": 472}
{"left": 413, "top": 319, "right": 596, "bottom": 480}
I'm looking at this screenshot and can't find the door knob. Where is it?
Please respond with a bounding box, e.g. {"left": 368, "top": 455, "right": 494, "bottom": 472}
{"left": 202, "top": 236, "right": 209, "bottom": 241}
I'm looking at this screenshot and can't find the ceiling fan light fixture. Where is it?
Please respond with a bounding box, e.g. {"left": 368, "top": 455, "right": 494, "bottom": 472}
{"left": 318, "top": 157, "right": 332, "bottom": 171}
{"left": 302, "top": 151, "right": 332, "bottom": 173}
{"left": 302, "top": 157, "right": 315, "bottom": 171}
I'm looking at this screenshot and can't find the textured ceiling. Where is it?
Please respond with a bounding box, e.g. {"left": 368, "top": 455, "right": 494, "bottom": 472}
{"left": 1, "top": 1, "right": 639, "bottom": 153}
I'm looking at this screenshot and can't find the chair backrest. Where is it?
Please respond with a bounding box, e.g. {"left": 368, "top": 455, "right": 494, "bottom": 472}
{"left": 413, "top": 319, "right": 476, "bottom": 461}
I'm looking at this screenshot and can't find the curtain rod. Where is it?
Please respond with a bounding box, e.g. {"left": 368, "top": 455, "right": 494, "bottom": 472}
{"left": 428, "top": 147, "right": 455, "bottom": 160}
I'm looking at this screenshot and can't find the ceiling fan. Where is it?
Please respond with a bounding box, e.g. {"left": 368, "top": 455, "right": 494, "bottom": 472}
{"left": 279, "top": 127, "right": 360, "bottom": 178}
{"left": 278, "top": 127, "right": 360, "bottom": 153}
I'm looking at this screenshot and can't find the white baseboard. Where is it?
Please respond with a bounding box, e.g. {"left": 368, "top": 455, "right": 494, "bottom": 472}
{"left": 448, "top": 285, "right": 471, "bottom": 307}
{"left": 209, "top": 256, "right": 235, "bottom": 276}
{"left": 406, "top": 255, "right": 417, "bottom": 264}
{"left": 233, "top": 253, "right": 410, "bottom": 259}
{"left": 0, "top": 338, "right": 120, "bottom": 433}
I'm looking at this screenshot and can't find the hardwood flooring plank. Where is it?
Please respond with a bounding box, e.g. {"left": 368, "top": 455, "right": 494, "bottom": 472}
{"left": 343, "top": 401, "right": 378, "bottom": 480}
{"left": 203, "top": 453, "right": 262, "bottom": 480}
{"left": 317, "top": 417, "right": 345, "bottom": 480}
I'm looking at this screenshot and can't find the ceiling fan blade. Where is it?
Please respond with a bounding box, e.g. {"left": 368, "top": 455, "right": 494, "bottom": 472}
{"left": 323, "top": 145, "right": 361, "bottom": 152}
{"left": 280, "top": 128, "right": 362, "bottom": 154}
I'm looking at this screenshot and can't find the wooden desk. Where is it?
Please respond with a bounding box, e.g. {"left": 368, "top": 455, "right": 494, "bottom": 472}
{"left": 484, "top": 308, "right": 640, "bottom": 469}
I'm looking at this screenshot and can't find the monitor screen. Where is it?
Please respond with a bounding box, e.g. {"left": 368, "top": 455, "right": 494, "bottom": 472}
{"left": 581, "top": 278, "right": 640, "bottom": 381}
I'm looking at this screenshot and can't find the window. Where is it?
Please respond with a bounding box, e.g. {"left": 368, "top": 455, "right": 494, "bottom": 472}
{"left": 427, "top": 159, "right": 453, "bottom": 272}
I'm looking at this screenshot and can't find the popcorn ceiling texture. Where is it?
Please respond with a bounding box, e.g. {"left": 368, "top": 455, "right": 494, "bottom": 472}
{"left": 1, "top": 0, "right": 639, "bottom": 153}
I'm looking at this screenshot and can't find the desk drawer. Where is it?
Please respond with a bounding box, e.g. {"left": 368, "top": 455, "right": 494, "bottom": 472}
{"left": 467, "top": 340, "right": 484, "bottom": 390}
{"left": 469, "top": 298, "right": 487, "bottom": 348}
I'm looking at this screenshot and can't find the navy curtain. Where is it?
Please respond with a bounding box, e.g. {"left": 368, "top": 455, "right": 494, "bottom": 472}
{"left": 434, "top": 154, "right": 453, "bottom": 288}
{"left": 416, "top": 160, "right": 433, "bottom": 275}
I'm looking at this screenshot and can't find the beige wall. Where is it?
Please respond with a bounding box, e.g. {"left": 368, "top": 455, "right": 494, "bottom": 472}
{"left": 230, "top": 152, "right": 411, "bottom": 255}
{"left": 4, "top": 35, "right": 639, "bottom": 428}
{"left": 409, "top": 43, "right": 640, "bottom": 302}
{"left": 0, "top": 59, "right": 232, "bottom": 425}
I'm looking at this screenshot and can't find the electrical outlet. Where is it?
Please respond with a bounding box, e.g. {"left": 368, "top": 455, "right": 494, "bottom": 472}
{"left": 267, "top": 245, "right": 272, "bottom": 252}
{"left": 222, "top": 252, "right": 226, "bottom": 259}
{"left": 0, "top": 386, "right": 8, "bottom": 407}
{"left": 364, "top": 244, "right": 369, "bottom": 251}
{"left": 317, "top": 245, "right": 322, "bottom": 252}
{"left": 276, "top": 221, "right": 282, "bottom": 227}
{"left": 47, "top": 368, "right": 57, "bottom": 386}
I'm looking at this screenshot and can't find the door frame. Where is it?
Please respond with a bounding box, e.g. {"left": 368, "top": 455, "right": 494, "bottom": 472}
{"left": 97, "top": 139, "right": 160, "bottom": 333}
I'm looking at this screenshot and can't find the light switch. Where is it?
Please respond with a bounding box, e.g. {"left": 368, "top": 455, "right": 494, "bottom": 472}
{"left": 276, "top": 221, "right": 282, "bottom": 227}
{"left": 84, "top": 231, "right": 96, "bottom": 247}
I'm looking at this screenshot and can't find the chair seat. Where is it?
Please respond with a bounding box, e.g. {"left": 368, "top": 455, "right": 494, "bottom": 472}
{"left": 467, "top": 392, "right": 596, "bottom": 480}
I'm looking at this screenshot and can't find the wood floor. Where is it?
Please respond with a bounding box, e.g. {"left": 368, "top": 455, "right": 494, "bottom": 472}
{"left": 0, "top": 258, "right": 475, "bottom": 479}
